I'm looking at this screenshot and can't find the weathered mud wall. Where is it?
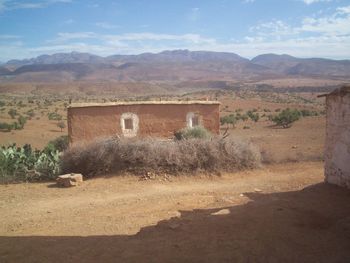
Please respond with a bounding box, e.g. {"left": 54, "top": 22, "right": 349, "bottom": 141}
{"left": 324, "top": 91, "right": 350, "bottom": 188}
{"left": 68, "top": 103, "right": 220, "bottom": 144}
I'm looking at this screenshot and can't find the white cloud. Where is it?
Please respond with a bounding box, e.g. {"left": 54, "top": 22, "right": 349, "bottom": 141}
{"left": 95, "top": 22, "right": 120, "bottom": 29}
{"left": 250, "top": 20, "right": 298, "bottom": 38}
{"left": 50, "top": 31, "right": 216, "bottom": 45}
{"left": 302, "top": 0, "right": 332, "bottom": 5}
{"left": 300, "top": 5, "right": 350, "bottom": 35}
{"left": 0, "top": 0, "right": 72, "bottom": 11}
{"left": 246, "top": 4, "right": 350, "bottom": 55}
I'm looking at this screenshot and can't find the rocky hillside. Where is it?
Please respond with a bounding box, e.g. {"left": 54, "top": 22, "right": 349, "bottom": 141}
{"left": 1, "top": 50, "right": 349, "bottom": 82}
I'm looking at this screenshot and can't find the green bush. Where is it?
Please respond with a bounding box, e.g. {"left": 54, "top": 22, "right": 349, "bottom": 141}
{"left": 247, "top": 111, "right": 259, "bottom": 122}
{"left": 8, "top": 108, "right": 17, "bottom": 119}
{"left": 300, "top": 109, "right": 319, "bottom": 117}
{"left": 17, "top": 115, "right": 27, "bottom": 129}
{"left": 45, "top": 135, "right": 69, "bottom": 152}
{"left": 0, "top": 116, "right": 26, "bottom": 132}
{"left": 272, "top": 108, "right": 301, "bottom": 128}
{"left": 0, "top": 122, "right": 13, "bottom": 132}
{"left": 174, "top": 126, "right": 212, "bottom": 140}
{"left": 48, "top": 112, "right": 62, "bottom": 121}
{"left": 0, "top": 144, "right": 60, "bottom": 183}
{"left": 220, "top": 114, "right": 236, "bottom": 127}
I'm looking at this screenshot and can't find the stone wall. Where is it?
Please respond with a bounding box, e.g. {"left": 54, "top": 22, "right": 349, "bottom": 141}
{"left": 324, "top": 89, "right": 350, "bottom": 188}
{"left": 68, "top": 102, "right": 220, "bottom": 144}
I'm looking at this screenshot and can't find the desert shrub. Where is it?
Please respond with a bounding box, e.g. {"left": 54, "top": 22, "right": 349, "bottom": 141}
{"left": 243, "top": 126, "right": 250, "bottom": 129}
{"left": 60, "top": 136, "right": 261, "bottom": 177}
{"left": 45, "top": 135, "right": 69, "bottom": 152}
{"left": 0, "top": 116, "right": 26, "bottom": 132}
{"left": 247, "top": 111, "right": 259, "bottom": 122}
{"left": 300, "top": 109, "right": 319, "bottom": 117}
{"left": 44, "top": 100, "right": 52, "bottom": 106}
{"left": 8, "top": 108, "right": 17, "bottom": 119}
{"left": 0, "top": 144, "right": 60, "bottom": 183}
{"left": 48, "top": 112, "right": 62, "bottom": 121}
{"left": 239, "top": 114, "right": 249, "bottom": 121}
{"left": 174, "top": 126, "right": 212, "bottom": 140}
{"left": 220, "top": 114, "right": 236, "bottom": 127}
{"left": 17, "top": 115, "right": 27, "bottom": 129}
{"left": 272, "top": 108, "right": 301, "bottom": 128}
{"left": 0, "top": 101, "right": 5, "bottom": 107}
{"left": 26, "top": 109, "right": 35, "bottom": 118}
{"left": 0, "top": 122, "right": 13, "bottom": 132}
{"left": 17, "top": 101, "right": 26, "bottom": 107}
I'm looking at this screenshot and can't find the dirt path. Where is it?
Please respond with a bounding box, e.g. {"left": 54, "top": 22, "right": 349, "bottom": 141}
{"left": 1, "top": 161, "right": 350, "bottom": 262}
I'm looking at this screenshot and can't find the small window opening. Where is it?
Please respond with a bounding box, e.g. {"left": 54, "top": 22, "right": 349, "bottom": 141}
{"left": 192, "top": 116, "right": 199, "bottom": 127}
{"left": 186, "top": 112, "right": 201, "bottom": 128}
{"left": 124, "top": 118, "right": 133, "bottom": 130}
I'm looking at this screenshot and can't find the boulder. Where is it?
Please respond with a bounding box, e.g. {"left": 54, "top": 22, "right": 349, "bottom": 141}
{"left": 56, "top": 173, "right": 83, "bottom": 187}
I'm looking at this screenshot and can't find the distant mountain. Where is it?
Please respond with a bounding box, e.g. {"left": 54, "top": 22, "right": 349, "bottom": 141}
{"left": 251, "top": 54, "right": 350, "bottom": 78}
{"left": 1, "top": 50, "right": 349, "bottom": 82}
{"left": 251, "top": 54, "right": 300, "bottom": 73}
{"left": 6, "top": 51, "right": 104, "bottom": 67}
{"left": 0, "top": 66, "right": 11, "bottom": 75}
{"left": 106, "top": 50, "right": 249, "bottom": 63}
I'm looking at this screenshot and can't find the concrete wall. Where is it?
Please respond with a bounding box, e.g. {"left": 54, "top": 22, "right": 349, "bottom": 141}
{"left": 324, "top": 91, "right": 350, "bottom": 188}
{"left": 68, "top": 103, "right": 220, "bottom": 144}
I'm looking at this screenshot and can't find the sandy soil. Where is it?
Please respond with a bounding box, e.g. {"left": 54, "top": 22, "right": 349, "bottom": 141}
{"left": 1, "top": 161, "right": 350, "bottom": 262}
{"left": 0, "top": 118, "right": 67, "bottom": 149}
{"left": 230, "top": 116, "right": 325, "bottom": 162}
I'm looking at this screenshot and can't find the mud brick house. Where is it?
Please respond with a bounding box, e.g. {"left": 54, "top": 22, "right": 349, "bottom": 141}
{"left": 322, "top": 86, "right": 350, "bottom": 188}
{"left": 67, "top": 101, "right": 220, "bottom": 144}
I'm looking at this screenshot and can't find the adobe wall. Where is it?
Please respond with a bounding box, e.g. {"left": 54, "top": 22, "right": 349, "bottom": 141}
{"left": 68, "top": 103, "right": 220, "bottom": 144}
{"left": 324, "top": 92, "right": 350, "bottom": 188}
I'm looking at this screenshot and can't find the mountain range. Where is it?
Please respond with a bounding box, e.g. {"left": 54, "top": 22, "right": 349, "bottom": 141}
{"left": 1, "top": 50, "right": 350, "bottom": 83}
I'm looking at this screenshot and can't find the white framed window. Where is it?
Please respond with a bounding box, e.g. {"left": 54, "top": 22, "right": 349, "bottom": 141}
{"left": 186, "top": 112, "right": 201, "bottom": 128}
{"left": 120, "top": 112, "right": 139, "bottom": 137}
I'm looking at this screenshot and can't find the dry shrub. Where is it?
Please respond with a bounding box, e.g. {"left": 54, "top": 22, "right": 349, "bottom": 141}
{"left": 60, "top": 136, "right": 261, "bottom": 177}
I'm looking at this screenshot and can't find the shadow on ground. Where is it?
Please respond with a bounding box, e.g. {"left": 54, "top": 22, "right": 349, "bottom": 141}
{"left": 1, "top": 183, "right": 350, "bottom": 263}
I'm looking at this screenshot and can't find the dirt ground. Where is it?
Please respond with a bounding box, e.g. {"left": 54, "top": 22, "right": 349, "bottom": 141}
{"left": 0, "top": 118, "right": 67, "bottom": 149}
{"left": 1, "top": 161, "right": 350, "bottom": 262}
{"left": 230, "top": 116, "right": 325, "bottom": 162}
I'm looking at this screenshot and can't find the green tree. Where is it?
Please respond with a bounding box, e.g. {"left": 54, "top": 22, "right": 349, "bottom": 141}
{"left": 247, "top": 111, "right": 259, "bottom": 122}
{"left": 57, "top": 121, "right": 66, "bottom": 132}
{"left": 17, "top": 115, "right": 27, "bottom": 129}
{"left": 272, "top": 108, "right": 301, "bottom": 128}
{"left": 220, "top": 114, "right": 236, "bottom": 128}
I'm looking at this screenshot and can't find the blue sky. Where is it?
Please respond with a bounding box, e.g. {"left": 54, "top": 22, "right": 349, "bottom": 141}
{"left": 0, "top": 0, "right": 350, "bottom": 61}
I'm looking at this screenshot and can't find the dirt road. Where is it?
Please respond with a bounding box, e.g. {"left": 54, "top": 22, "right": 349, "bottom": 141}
{"left": 1, "top": 161, "right": 350, "bottom": 262}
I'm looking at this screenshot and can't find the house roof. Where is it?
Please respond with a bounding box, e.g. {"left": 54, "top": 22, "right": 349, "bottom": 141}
{"left": 68, "top": 100, "right": 221, "bottom": 109}
{"left": 318, "top": 85, "right": 350, "bottom": 98}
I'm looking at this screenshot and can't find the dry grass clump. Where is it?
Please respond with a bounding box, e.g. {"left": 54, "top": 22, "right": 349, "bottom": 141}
{"left": 60, "top": 136, "right": 261, "bottom": 177}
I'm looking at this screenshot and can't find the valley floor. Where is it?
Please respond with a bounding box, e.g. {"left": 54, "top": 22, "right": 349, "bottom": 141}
{"left": 1, "top": 161, "right": 350, "bottom": 262}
